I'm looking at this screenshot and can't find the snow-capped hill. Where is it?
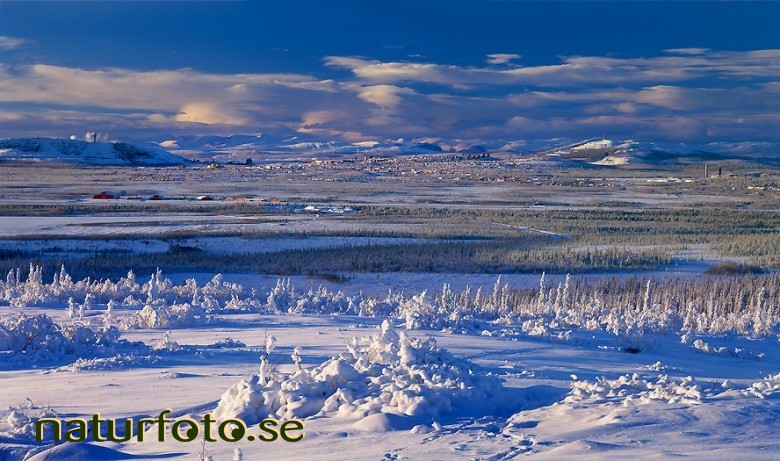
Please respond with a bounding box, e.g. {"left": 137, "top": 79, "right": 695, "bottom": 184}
{"left": 282, "top": 141, "right": 340, "bottom": 151}
{"left": 621, "top": 141, "right": 780, "bottom": 166}
{"left": 525, "top": 137, "right": 780, "bottom": 166}
{"left": 0, "top": 138, "right": 189, "bottom": 166}
{"left": 572, "top": 139, "right": 613, "bottom": 151}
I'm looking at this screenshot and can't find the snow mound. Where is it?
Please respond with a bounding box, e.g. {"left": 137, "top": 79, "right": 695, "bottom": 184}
{"left": 352, "top": 413, "right": 418, "bottom": 432}
{"left": 0, "top": 137, "right": 189, "bottom": 165}
{"left": 1, "top": 400, "right": 58, "bottom": 440}
{"left": 743, "top": 373, "right": 780, "bottom": 399}
{"left": 27, "top": 443, "right": 137, "bottom": 461}
{"left": 213, "top": 320, "right": 505, "bottom": 425}
{"left": 566, "top": 373, "right": 707, "bottom": 405}
{"left": 48, "top": 354, "right": 160, "bottom": 373}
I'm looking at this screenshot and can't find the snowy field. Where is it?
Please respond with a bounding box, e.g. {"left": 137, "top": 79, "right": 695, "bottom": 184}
{"left": 1, "top": 268, "right": 778, "bottom": 460}
{"left": 1, "top": 158, "right": 778, "bottom": 460}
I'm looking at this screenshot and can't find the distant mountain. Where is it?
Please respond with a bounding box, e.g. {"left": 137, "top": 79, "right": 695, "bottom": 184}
{"left": 157, "top": 134, "right": 454, "bottom": 162}
{"left": 150, "top": 133, "right": 780, "bottom": 165}
{"left": 526, "top": 138, "right": 780, "bottom": 166}
{"left": 0, "top": 138, "right": 189, "bottom": 166}
{"left": 635, "top": 141, "right": 780, "bottom": 164}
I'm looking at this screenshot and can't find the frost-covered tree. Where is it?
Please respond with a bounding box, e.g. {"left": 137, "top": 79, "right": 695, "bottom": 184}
{"left": 292, "top": 346, "right": 303, "bottom": 371}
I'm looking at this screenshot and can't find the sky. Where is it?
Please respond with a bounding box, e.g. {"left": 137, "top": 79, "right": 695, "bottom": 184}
{"left": 0, "top": 0, "right": 778, "bottom": 145}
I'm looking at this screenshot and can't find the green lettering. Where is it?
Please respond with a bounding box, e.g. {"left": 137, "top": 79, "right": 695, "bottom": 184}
{"left": 280, "top": 420, "right": 304, "bottom": 442}
{"left": 257, "top": 418, "right": 279, "bottom": 442}
{"left": 35, "top": 418, "right": 61, "bottom": 442}
{"left": 64, "top": 419, "right": 88, "bottom": 442}
{"left": 172, "top": 418, "right": 200, "bottom": 442}
{"left": 218, "top": 419, "right": 246, "bottom": 442}
{"left": 106, "top": 418, "right": 133, "bottom": 443}
{"left": 90, "top": 413, "right": 106, "bottom": 442}
{"left": 200, "top": 413, "right": 217, "bottom": 442}
{"left": 136, "top": 417, "right": 156, "bottom": 442}
{"left": 156, "top": 409, "right": 172, "bottom": 442}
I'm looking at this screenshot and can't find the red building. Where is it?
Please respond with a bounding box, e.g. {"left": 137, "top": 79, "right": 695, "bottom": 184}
{"left": 92, "top": 191, "right": 116, "bottom": 199}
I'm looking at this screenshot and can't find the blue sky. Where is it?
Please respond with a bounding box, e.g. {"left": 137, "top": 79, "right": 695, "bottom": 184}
{"left": 0, "top": 0, "right": 778, "bottom": 144}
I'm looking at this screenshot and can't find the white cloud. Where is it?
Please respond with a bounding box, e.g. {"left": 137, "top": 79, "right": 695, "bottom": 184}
{"left": 1, "top": 48, "right": 778, "bottom": 142}
{"left": 357, "top": 85, "right": 414, "bottom": 109}
{"left": 295, "top": 110, "right": 370, "bottom": 141}
{"left": 174, "top": 102, "right": 247, "bottom": 126}
{"left": 0, "top": 35, "right": 32, "bottom": 51}
{"left": 325, "top": 56, "right": 466, "bottom": 87}
{"left": 506, "top": 115, "right": 549, "bottom": 131}
{"left": 0, "top": 64, "right": 336, "bottom": 112}
{"left": 350, "top": 84, "right": 416, "bottom": 126}
{"left": 326, "top": 49, "right": 780, "bottom": 88}
{"left": 300, "top": 110, "right": 344, "bottom": 127}
{"left": 616, "top": 102, "right": 638, "bottom": 114}
{"left": 486, "top": 53, "right": 521, "bottom": 65}
{"left": 665, "top": 48, "right": 711, "bottom": 55}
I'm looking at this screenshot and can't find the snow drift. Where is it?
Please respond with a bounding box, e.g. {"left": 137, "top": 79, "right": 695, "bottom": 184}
{"left": 212, "top": 320, "right": 505, "bottom": 424}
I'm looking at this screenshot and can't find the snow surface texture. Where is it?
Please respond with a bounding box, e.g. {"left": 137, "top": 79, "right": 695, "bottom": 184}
{"left": 0, "top": 137, "right": 189, "bottom": 165}
{"left": 213, "top": 320, "right": 504, "bottom": 423}
{"left": 1, "top": 268, "right": 779, "bottom": 459}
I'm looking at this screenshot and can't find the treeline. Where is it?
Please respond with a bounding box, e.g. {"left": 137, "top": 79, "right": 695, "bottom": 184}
{"left": 361, "top": 206, "right": 780, "bottom": 265}
{"left": 0, "top": 239, "right": 672, "bottom": 280}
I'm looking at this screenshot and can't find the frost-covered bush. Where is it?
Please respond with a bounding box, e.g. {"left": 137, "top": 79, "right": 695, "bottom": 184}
{"left": 399, "top": 279, "right": 515, "bottom": 332}
{"left": 211, "top": 338, "right": 247, "bottom": 349}
{"left": 2, "top": 266, "right": 778, "bottom": 341}
{"left": 122, "top": 302, "right": 208, "bottom": 329}
{"left": 356, "top": 290, "right": 403, "bottom": 317}
{"left": 566, "top": 373, "right": 706, "bottom": 405}
{"left": 213, "top": 320, "right": 504, "bottom": 424}
{"left": 289, "top": 285, "right": 356, "bottom": 315}
{"left": 0, "top": 314, "right": 124, "bottom": 363}
{"left": 1, "top": 266, "right": 251, "bottom": 314}
{"left": 151, "top": 331, "right": 181, "bottom": 352}
{"left": 266, "top": 278, "right": 296, "bottom": 312}
{"left": 567, "top": 370, "right": 780, "bottom": 405}
{"left": 689, "top": 338, "right": 764, "bottom": 360}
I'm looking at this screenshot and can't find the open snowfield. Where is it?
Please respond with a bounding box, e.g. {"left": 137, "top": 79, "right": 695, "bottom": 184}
{"left": 1, "top": 268, "right": 779, "bottom": 460}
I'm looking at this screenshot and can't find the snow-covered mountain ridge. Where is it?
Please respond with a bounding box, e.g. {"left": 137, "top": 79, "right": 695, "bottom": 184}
{"left": 156, "top": 133, "right": 780, "bottom": 165}
{"left": 0, "top": 138, "right": 189, "bottom": 166}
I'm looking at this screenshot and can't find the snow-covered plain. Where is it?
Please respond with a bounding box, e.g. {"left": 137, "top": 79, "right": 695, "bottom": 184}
{"left": 1, "top": 151, "right": 778, "bottom": 459}
{"left": 1, "top": 268, "right": 778, "bottom": 460}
